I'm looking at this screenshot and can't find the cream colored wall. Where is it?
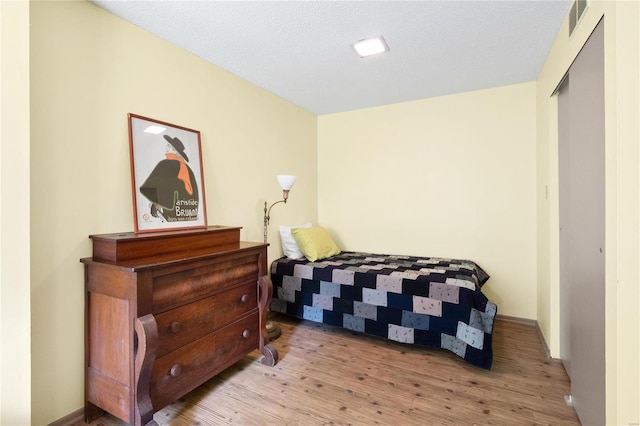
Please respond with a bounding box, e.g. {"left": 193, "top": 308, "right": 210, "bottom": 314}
{"left": 29, "top": 1, "right": 317, "bottom": 424}
{"left": 318, "top": 83, "right": 538, "bottom": 320}
{"left": 536, "top": 1, "right": 640, "bottom": 424}
{"left": 0, "top": 2, "right": 31, "bottom": 425}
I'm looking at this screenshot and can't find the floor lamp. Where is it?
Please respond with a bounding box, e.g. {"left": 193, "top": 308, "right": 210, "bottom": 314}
{"left": 263, "top": 174, "right": 297, "bottom": 340}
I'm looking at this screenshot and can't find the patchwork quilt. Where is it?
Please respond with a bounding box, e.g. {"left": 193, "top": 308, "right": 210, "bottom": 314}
{"left": 270, "top": 251, "right": 497, "bottom": 369}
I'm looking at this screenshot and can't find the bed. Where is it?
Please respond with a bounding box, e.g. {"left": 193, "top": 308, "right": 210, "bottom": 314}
{"left": 270, "top": 248, "right": 497, "bottom": 369}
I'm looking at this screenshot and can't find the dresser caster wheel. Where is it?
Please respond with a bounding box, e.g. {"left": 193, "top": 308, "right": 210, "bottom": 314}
{"left": 260, "top": 343, "right": 279, "bottom": 366}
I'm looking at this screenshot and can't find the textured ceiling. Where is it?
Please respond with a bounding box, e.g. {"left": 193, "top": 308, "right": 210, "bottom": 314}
{"left": 91, "top": 1, "right": 571, "bottom": 115}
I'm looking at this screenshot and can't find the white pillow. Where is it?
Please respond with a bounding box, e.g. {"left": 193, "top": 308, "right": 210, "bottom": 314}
{"left": 279, "top": 222, "right": 312, "bottom": 259}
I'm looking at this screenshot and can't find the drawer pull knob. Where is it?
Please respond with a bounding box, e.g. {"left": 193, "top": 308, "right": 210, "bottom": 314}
{"left": 242, "top": 329, "right": 251, "bottom": 339}
{"left": 170, "top": 364, "right": 182, "bottom": 377}
{"left": 169, "top": 321, "right": 182, "bottom": 333}
{"left": 240, "top": 294, "right": 249, "bottom": 303}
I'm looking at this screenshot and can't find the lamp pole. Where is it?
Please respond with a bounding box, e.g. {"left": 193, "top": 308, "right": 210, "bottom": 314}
{"left": 262, "top": 178, "right": 295, "bottom": 341}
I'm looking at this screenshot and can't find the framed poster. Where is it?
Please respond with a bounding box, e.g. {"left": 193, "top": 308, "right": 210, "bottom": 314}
{"left": 128, "top": 113, "right": 207, "bottom": 233}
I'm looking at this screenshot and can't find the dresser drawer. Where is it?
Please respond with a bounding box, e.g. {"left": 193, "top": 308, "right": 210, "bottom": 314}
{"left": 152, "top": 254, "right": 260, "bottom": 312}
{"left": 154, "top": 281, "right": 258, "bottom": 357}
{"left": 150, "top": 312, "right": 260, "bottom": 409}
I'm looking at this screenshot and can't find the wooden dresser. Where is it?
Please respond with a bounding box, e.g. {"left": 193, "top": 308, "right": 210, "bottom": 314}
{"left": 81, "top": 226, "right": 278, "bottom": 426}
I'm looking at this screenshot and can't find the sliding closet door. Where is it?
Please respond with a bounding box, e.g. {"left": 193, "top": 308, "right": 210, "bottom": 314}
{"left": 557, "top": 19, "right": 605, "bottom": 426}
{"left": 558, "top": 78, "right": 571, "bottom": 375}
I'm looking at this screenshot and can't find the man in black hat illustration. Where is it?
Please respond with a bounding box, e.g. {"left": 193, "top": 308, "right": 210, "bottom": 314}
{"left": 139, "top": 134, "right": 199, "bottom": 222}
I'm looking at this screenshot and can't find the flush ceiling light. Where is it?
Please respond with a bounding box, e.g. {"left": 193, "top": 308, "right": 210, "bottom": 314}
{"left": 353, "top": 36, "right": 389, "bottom": 58}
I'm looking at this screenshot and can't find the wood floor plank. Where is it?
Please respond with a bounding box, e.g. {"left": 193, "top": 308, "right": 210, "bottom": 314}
{"left": 76, "top": 315, "right": 579, "bottom": 426}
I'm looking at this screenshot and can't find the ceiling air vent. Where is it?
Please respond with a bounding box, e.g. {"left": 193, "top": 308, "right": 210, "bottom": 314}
{"left": 569, "top": 0, "right": 588, "bottom": 36}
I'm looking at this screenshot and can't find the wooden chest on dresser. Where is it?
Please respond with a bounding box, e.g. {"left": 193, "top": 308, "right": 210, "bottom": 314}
{"left": 81, "top": 226, "right": 278, "bottom": 426}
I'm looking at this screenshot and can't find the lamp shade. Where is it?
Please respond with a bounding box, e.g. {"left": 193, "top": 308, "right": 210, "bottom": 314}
{"left": 276, "top": 174, "right": 297, "bottom": 190}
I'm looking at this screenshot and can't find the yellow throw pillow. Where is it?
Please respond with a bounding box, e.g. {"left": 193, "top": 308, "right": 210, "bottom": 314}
{"left": 291, "top": 226, "right": 341, "bottom": 262}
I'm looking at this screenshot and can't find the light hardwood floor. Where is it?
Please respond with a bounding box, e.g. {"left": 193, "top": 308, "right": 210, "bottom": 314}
{"left": 77, "top": 314, "right": 580, "bottom": 425}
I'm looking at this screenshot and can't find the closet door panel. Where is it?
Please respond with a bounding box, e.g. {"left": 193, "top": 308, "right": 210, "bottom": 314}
{"left": 558, "top": 19, "right": 605, "bottom": 426}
